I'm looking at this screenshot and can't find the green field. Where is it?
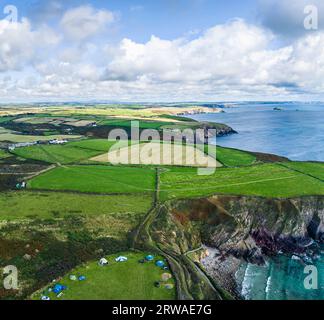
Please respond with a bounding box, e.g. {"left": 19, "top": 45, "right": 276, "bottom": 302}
{"left": 0, "top": 127, "right": 81, "bottom": 143}
{"left": 66, "top": 139, "right": 124, "bottom": 152}
{"left": 12, "top": 140, "right": 128, "bottom": 164}
{"left": 32, "top": 251, "right": 175, "bottom": 300}
{"left": 28, "top": 165, "right": 156, "bottom": 194}
{"left": 98, "top": 119, "right": 174, "bottom": 129}
{"left": 0, "top": 149, "right": 9, "bottom": 159}
{"left": 0, "top": 191, "right": 152, "bottom": 220}
{"left": 216, "top": 146, "right": 256, "bottom": 167}
{"left": 159, "top": 164, "right": 324, "bottom": 200}
{"left": 280, "top": 162, "right": 324, "bottom": 181}
{"left": 0, "top": 116, "right": 14, "bottom": 124}
{"left": 12, "top": 144, "right": 101, "bottom": 164}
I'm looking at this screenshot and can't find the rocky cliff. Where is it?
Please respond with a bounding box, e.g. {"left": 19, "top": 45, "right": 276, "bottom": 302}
{"left": 150, "top": 195, "right": 324, "bottom": 298}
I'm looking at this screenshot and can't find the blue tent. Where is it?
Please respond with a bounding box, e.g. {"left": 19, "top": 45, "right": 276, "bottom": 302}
{"left": 155, "top": 260, "right": 165, "bottom": 268}
{"left": 145, "top": 255, "right": 154, "bottom": 261}
{"left": 52, "top": 284, "right": 66, "bottom": 294}
{"left": 78, "top": 275, "right": 86, "bottom": 281}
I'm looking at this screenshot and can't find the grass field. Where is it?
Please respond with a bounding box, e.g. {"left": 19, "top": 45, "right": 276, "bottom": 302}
{"left": 0, "top": 127, "right": 81, "bottom": 143}
{"left": 12, "top": 140, "right": 127, "bottom": 164}
{"left": 280, "top": 162, "right": 324, "bottom": 181}
{"left": 32, "top": 251, "right": 176, "bottom": 300}
{"left": 0, "top": 191, "right": 152, "bottom": 220}
{"left": 48, "top": 105, "right": 218, "bottom": 120}
{"left": 92, "top": 142, "right": 221, "bottom": 168}
{"left": 28, "top": 165, "right": 156, "bottom": 194}
{"left": 0, "top": 149, "right": 9, "bottom": 159}
{"left": 215, "top": 146, "right": 256, "bottom": 167}
{"left": 66, "top": 139, "right": 124, "bottom": 152}
{"left": 159, "top": 164, "right": 324, "bottom": 200}
{"left": 98, "top": 118, "right": 174, "bottom": 129}
{"left": 0, "top": 116, "right": 14, "bottom": 123}
{"left": 13, "top": 145, "right": 98, "bottom": 164}
{"left": 12, "top": 144, "right": 100, "bottom": 164}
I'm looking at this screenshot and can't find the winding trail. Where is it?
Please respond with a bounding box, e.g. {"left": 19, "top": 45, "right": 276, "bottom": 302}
{"left": 131, "top": 168, "right": 224, "bottom": 300}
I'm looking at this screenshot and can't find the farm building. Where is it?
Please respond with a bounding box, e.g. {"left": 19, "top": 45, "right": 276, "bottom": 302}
{"left": 8, "top": 141, "right": 38, "bottom": 151}
{"left": 49, "top": 139, "right": 68, "bottom": 145}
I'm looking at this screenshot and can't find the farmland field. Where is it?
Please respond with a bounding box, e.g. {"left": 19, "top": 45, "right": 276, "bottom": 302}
{"left": 12, "top": 145, "right": 100, "bottom": 164}
{"left": 280, "top": 162, "right": 324, "bottom": 181}
{"left": 159, "top": 164, "right": 324, "bottom": 200}
{"left": 32, "top": 251, "right": 176, "bottom": 300}
{"left": 28, "top": 165, "right": 156, "bottom": 194}
{"left": 0, "top": 191, "right": 152, "bottom": 220}
{"left": 92, "top": 142, "right": 221, "bottom": 168}
{"left": 0, "top": 149, "right": 9, "bottom": 159}
{"left": 215, "top": 146, "right": 256, "bottom": 167}
{"left": 12, "top": 140, "right": 130, "bottom": 164}
{"left": 0, "top": 128, "right": 81, "bottom": 143}
{"left": 66, "top": 139, "right": 124, "bottom": 152}
{"left": 98, "top": 118, "right": 174, "bottom": 129}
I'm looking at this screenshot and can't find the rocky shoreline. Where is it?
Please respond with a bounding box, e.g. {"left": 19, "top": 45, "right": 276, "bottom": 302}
{"left": 160, "top": 195, "right": 324, "bottom": 299}
{"left": 176, "top": 107, "right": 225, "bottom": 116}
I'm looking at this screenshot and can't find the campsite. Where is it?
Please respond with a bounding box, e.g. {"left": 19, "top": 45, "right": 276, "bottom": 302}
{"left": 32, "top": 252, "right": 175, "bottom": 300}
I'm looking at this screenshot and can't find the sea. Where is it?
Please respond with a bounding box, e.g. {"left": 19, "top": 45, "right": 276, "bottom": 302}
{"left": 190, "top": 102, "right": 324, "bottom": 300}
{"left": 190, "top": 102, "right": 324, "bottom": 162}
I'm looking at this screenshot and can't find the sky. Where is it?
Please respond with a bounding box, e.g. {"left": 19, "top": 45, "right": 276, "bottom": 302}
{"left": 0, "top": 0, "right": 324, "bottom": 102}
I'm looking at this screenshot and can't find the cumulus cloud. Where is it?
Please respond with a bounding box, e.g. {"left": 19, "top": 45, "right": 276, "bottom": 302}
{"left": 104, "top": 20, "right": 272, "bottom": 83}
{"left": 99, "top": 19, "right": 324, "bottom": 100}
{"left": 0, "top": 18, "right": 60, "bottom": 72}
{"left": 2, "top": 7, "right": 324, "bottom": 102}
{"left": 60, "top": 5, "right": 115, "bottom": 41}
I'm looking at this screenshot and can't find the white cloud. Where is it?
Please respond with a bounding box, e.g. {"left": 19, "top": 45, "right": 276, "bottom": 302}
{"left": 2, "top": 13, "right": 324, "bottom": 102}
{"left": 104, "top": 20, "right": 272, "bottom": 83}
{"left": 0, "top": 18, "right": 60, "bottom": 72}
{"left": 98, "top": 19, "right": 324, "bottom": 100}
{"left": 60, "top": 5, "right": 115, "bottom": 41}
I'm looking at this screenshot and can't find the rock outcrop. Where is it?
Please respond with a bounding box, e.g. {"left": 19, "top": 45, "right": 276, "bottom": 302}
{"left": 163, "top": 195, "right": 324, "bottom": 259}
{"left": 150, "top": 195, "right": 324, "bottom": 298}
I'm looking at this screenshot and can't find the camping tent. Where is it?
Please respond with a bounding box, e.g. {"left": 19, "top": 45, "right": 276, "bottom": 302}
{"left": 53, "top": 284, "right": 66, "bottom": 294}
{"left": 165, "top": 284, "right": 174, "bottom": 290}
{"left": 145, "top": 255, "right": 154, "bottom": 261}
{"left": 115, "top": 256, "right": 128, "bottom": 262}
{"left": 99, "top": 258, "right": 108, "bottom": 266}
{"left": 155, "top": 260, "right": 165, "bottom": 268}
{"left": 161, "top": 273, "right": 172, "bottom": 282}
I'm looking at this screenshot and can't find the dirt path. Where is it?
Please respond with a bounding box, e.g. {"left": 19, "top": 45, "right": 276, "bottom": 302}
{"left": 131, "top": 168, "right": 224, "bottom": 300}
{"left": 25, "top": 165, "right": 56, "bottom": 180}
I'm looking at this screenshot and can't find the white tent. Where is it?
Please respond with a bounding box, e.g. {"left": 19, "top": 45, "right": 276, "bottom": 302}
{"left": 115, "top": 256, "right": 128, "bottom": 262}
{"left": 99, "top": 258, "right": 108, "bottom": 266}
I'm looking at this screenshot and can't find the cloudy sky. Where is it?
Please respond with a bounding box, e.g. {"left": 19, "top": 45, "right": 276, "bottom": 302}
{"left": 0, "top": 0, "right": 323, "bottom": 102}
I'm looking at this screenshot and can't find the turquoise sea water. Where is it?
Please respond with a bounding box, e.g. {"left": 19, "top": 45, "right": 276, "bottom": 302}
{"left": 191, "top": 102, "right": 324, "bottom": 300}
{"left": 236, "top": 252, "right": 324, "bottom": 300}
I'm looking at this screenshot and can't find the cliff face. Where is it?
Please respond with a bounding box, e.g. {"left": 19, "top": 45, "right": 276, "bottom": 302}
{"left": 153, "top": 195, "right": 324, "bottom": 262}
{"left": 150, "top": 195, "right": 324, "bottom": 298}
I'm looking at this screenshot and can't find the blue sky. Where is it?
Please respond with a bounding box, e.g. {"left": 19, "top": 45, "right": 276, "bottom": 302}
{"left": 0, "top": 0, "right": 323, "bottom": 102}
{"left": 2, "top": 0, "right": 257, "bottom": 41}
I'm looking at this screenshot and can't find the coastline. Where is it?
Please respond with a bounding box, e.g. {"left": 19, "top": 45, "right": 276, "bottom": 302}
{"left": 188, "top": 103, "right": 324, "bottom": 162}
